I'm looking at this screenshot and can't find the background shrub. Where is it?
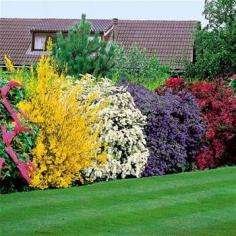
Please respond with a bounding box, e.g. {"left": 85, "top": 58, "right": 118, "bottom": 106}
{"left": 120, "top": 81, "right": 205, "bottom": 176}
{"left": 80, "top": 76, "right": 149, "bottom": 181}
{"left": 112, "top": 44, "right": 170, "bottom": 90}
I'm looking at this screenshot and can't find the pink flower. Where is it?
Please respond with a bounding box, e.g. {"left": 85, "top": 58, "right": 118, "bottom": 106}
{"left": 1, "top": 126, "right": 16, "bottom": 146}
{"left": 0, "top": 85, "right": 10, "bottom": 99}
{"left": 5, "top": 146, "right": 18, "bottom": 163}
{"left": 1, "top": 98, "right": 14, "bottom": 114}
{"left": 5, "top": 147, "right": 32, "bottom": 183}
{"left": 17, "top": 160, "right": 31, "bottom": 183}
{"left": 0, "top": 81, "right": 22, "bottom": 99}
{"left": 14, "top": 123, "right": 30, "bottom": 135}
{"left": 0, "top": 158, "right": 5, "bottom": 170}
{"left": 8, "top": 80, "right": 23, "bottom": 89}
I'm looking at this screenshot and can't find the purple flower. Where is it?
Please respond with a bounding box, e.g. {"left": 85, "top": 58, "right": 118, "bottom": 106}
{"left": 119, "top": 81, "right": 205, "bottom": 176}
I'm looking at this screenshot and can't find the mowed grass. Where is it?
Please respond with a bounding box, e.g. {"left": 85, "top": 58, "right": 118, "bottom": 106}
{"left": 1, "top": 167, "right": 236, "bottom": 236}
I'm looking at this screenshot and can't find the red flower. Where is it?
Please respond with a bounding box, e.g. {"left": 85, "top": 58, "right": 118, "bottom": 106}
{"left": 193, "top": 80, "right": 236, "bottom": 169}
{"left": 205, "top": 130, "right": 215, "bottom": 140}
{"left": 212, "top": 140, "right": 225, "bottom": 158}
{"left": 165, "top": 77, "right": 186, "bottom": 92}
{"left": 196, "top": 150, "right": 215, "bottom": 169}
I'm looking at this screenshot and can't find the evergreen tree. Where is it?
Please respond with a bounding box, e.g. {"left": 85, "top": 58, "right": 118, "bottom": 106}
{"left": 52, "top": 14, "right": 116, "bottom": 78}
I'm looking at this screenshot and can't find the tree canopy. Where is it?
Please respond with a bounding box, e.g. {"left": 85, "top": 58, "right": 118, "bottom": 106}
{"left": 185, "top": 0, "right": 236, "bottom": 79}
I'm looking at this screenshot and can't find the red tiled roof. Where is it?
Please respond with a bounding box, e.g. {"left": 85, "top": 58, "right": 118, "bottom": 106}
{"left": 0, "top": 18, "right": 199, "bottom": 69}
{"left": 0, "top": 18, "right": 112, "bottom": 65}
{"left": 30, "top": 18, "right": 112, "bottom": 32}
{"left": 116, "top": 20, "right": 199, "bottom": 69}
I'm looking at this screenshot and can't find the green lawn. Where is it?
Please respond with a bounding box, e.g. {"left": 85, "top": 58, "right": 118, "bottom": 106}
{"left": 1, "top": 167, "right": 236, "bottom": 236}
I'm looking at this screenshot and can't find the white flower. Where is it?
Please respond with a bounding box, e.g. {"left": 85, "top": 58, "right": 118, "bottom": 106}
{"left": 81, "top": 76, "right": 149, "bottom": 181}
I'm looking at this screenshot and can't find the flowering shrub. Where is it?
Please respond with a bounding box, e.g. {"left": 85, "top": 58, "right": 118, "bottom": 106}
{"left": 163, "top": 76, "right": 186, "bottom": 93}
{"left": 18, "top": 56, "right": 107, "bottom": 189}
{"left": 0, "top": 58, "right": 38, "bottom": 193}
{"left": 80, "top": 76, "right": 149, "bottom": 181}
{"left": 190, "top": 80, "right": 236, "bottom": 169}
{"left": 160, "top": 78, "right": 236, "bottom": 169}
{"left": 120, "top": 81, "right": 205, "bottom": 176}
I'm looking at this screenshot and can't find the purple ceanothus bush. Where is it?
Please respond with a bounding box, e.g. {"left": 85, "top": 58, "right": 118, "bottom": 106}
{"left": 119, "top": 81, "right": 205, "bottom": 176}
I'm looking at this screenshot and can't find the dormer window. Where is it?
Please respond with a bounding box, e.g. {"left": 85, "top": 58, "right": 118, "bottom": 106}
{"left": 32, "top": 31, "right": 58, "bottom": 51}
{"left": 33, "top": 33, "right": 48, "bottom": 51}
{"left": 34, "top": 34, "right": 47, "bottom": 50}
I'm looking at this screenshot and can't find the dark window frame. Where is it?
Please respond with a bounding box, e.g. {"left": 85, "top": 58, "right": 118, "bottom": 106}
{"left": 31, "top": 32, "right": 57, "bottom": 51}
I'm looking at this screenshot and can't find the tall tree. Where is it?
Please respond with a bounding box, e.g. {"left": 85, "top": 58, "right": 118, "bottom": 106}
{"left": 204, "top": 0, "right": 236, "bottom": 29}
{"left": 185, "top": 0, "right": 236, "bottom": 79}
{"left": 52, "top": 14, "right": 116, "bottom": 78}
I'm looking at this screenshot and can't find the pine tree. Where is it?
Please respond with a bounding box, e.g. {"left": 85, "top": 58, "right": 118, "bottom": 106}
{"left": 52, "top": 14, "right": 116, "bottom": 78}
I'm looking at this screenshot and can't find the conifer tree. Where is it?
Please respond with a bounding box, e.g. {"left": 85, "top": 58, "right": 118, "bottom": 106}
{"left": 52, "top": 14, "right": 116, "bottom": 78}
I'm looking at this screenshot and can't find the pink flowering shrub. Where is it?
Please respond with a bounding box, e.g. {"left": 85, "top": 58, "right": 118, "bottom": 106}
{"left": 0, "top": 79, "right": 38, "bottom": 193}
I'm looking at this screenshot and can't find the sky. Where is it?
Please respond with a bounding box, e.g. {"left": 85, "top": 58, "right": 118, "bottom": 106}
{"left": 0, "top": 0, "right": 207, "bottom": 25}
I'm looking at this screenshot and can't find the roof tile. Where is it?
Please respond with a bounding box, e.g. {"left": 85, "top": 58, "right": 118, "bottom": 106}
{"left": 0, "top": 18, "right": 199, "bottom": 69}
{"left": 0, "top": 18, "right": 112, "bottom": 65}
{"left": 115, "top": 20, "right": 198, "bottom": 68}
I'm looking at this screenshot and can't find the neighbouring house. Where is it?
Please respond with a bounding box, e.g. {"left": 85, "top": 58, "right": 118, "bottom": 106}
{"left": 0, "top": 18, "right": 200, "bottom": 70}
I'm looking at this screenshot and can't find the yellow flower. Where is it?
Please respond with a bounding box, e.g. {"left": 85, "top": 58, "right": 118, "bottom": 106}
{"left": 4, "top": 55, "right": 15, "bottom": 72}
{"left": 46, "top": 37, "right": 53, "bottom": 52}
{"left": 18, "top": 54, "right": 108, "bottom": 189}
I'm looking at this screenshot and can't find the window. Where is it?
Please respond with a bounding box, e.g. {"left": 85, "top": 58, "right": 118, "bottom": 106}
{"left": 33, "top": 33, "right": 48, "bottom": 51}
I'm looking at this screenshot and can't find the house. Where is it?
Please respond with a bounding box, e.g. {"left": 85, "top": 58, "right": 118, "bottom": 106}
{"left": 0, "top": 18, "right": 200, "bottom": 70}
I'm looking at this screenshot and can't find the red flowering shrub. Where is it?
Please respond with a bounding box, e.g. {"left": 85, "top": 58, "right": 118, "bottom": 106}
{"left": 164, "top": 76, "right": 186, "bottom": 92}
{"left": 157, "top": 78, "right": 236, "bottom": 169}
{"left": 190, "top": 80, "right": 236, "bottom": 169}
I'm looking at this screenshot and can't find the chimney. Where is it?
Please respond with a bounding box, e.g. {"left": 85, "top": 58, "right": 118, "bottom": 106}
{"left": 112, "top": 18, "right": 118, "bottom": 41}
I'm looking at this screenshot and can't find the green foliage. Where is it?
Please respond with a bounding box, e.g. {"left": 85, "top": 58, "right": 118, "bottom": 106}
{"left": 229, "top": 78, "right": 236, "bottom": 88}
{"left": 185, "top": 0, "right": 236, "bottom": 79}
{"left": 52, "top": 14, "right": 116, "bottom": 78}
{"left": 112, "top": 44, "right": 170, "bottom": 90}
{"left": 0, "top": 69, "right": 9, "bottom": 80}
{"left": 114, "top": 45, "right": 149, "bottom": 77}
{"left": 204, "top": 0, "right": 236, "bottom": 29}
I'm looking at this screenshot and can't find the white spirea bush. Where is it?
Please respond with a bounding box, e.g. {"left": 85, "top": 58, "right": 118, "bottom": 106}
{"left": 80, "top": 75, "right": 149, "bottom": 180}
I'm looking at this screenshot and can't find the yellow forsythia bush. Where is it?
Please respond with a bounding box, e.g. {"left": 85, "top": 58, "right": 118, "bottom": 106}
{"left": 18, "top": 55, "right": 107, "bottom": 189}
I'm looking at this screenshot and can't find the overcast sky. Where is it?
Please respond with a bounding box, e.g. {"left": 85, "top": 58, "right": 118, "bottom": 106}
{"left": 0, "top": 0, "right": 207, "bottom": 25}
